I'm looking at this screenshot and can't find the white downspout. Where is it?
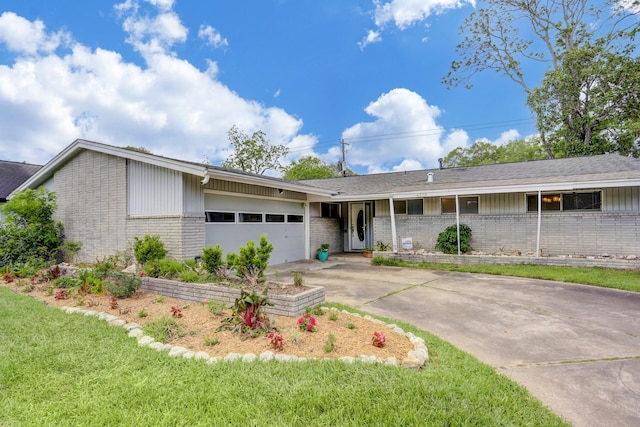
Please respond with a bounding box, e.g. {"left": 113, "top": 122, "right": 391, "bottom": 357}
{"left": 536, "top": 190, "right": 542, "bottom": 257}
{"left": 304, "top": 202, "right": 310, "bottom": 260}
{"left": 455, "top": 194, "right": 461, "bottom": 256}
{"left": 389, "top": 197, "right": 398, "bottom": 253}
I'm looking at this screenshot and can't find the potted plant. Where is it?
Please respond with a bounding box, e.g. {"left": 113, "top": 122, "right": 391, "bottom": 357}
{"left": 317, "top": 243, "right": 330, "bottom": 262}
{"left": 362, "top": 247, "right": 375, "bottom": 258}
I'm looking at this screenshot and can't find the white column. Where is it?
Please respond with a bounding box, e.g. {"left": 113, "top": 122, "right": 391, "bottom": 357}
{"left": 389, "top": 197, "right": 398, "bottom": 253}
{"left": 304, "top": 202, "right": 310, "bottom": 260}
{"left": 536, "top": 190, "right": 542, "bottom": 257}
{"left": 455, "top": 195, "right": 461, "bottom": 256}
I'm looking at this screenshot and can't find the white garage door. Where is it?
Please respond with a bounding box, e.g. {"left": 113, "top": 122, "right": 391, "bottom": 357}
{"left": 204, "top": 193, "right": 305, "bottom": 265}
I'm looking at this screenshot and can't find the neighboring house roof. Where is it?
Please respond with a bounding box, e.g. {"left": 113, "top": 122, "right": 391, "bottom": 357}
{"left": 0, "top": 160, "right": 42, "bottom": 202}
{"left": 11, "top": 139, "right": 334, "bottom": 198}
{"left": 301, "top": 154, "right": 640, "bottom": 200}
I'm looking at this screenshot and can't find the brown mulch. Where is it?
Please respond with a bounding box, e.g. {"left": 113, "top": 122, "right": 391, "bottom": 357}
{"left": 2, "top": 280, "right": 413, "bottom": 362}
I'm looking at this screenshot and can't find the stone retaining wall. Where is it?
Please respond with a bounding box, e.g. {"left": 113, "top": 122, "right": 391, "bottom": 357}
{"left": 141, "top": 277, "right": 325, "bottom": 317}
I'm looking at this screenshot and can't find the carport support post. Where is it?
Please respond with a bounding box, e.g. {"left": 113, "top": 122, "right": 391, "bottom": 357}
{"left": 536, "top": 190, "right": 541, "bottom": 257}
{"left": 304, "top": 202, "right": 310, "bottom": 260}
{"left": 455, "top": 195, "right": 461, "bottom": 256}
{"left": 389, "top": 197, "right": 398, "bottom": 253}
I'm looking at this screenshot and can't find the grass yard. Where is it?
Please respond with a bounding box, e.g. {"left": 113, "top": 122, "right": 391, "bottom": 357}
{"left": 373, "top": 257, "right": 640, "bottom": 293}
{"left": 0, "top": 287, "right": 568, "bottom": 426}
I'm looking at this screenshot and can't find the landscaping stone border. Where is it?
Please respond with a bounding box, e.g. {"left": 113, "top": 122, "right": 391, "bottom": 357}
{"left": 59, "top": 306, "right": 428, "bottom": 369}
{"left": 140, "top": 277, "right": 325, "bottom": 317}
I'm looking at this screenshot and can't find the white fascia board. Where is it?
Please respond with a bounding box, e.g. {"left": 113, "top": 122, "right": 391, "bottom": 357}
{"left": 390, "top": 178, "right": 640, "bottom": 199}
{"left": 203, "top": 170, "right": 334, "bottom": 197}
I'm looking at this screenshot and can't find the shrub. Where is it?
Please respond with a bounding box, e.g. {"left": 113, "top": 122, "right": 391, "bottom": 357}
{"left": 233, "top": 234, "right": 273, "bottom": 279}
{"left": 201, "top": 245, "right": 224, "bottom": 275}
{"left": 143, "top": 258, "right": 185, "bottom": 279}
{"left": 435, "top": 224, "right": 473, "bottom": 254}
{"left": 52, "top": 276, "right": 82, "bottom": 289}
{"left": 217, "top": 289, "right": 273, "bottom": 338}
{"left": 105, "top": 272, "right": 141, "bottom": 298}
{"left": 324, "top": 334, "right": 336, "bottom": 353}
{"left": 0, "top": 188, "right": 63, "bottom": 266}
{"left": 133, "top": 235, "right": 168, "bottom": 264}
{"left": 267, "top": 329, "right": 285, "bottom": 351}
{"left": 178, "top": 270, "right": 199, "bottom": 283}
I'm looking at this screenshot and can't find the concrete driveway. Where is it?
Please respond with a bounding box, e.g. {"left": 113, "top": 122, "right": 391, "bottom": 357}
{"left": 269, "top": 256, "right": 640, "bottom": 427}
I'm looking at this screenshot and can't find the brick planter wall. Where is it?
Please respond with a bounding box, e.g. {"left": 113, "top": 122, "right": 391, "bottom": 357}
{"left": 141, "top": 277, "right": 325, "bottom": 317}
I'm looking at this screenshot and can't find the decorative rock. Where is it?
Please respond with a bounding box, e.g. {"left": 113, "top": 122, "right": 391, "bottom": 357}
{"left": 339, "top": 356, "right": 355, "bottom": 364}
{"left": 224, "top": 353, "right": 242, "bottom": 361}
{"left": 275, "top": 354, "right": 292, "bottom": 362}
{"left": 207, "top": 356, "right": 222, "bottom": 364}
{"left": 357, "top": 355, "right": 378, "bottom": 364}
{"left": 401, "top": 355, "right": 424, "bottom": 369}
{"left": 194, "top": 351, "right": 211, "bottom": 361}
{"left": 123, "top": 323, "right": 142, "bottom": 331}
{"left": 159, "top": 344, "right": 173, "bottom": 352}
{"left": 98, "top": 313, "right": 119, "bottom": 322}
{"left": 259, "top": 351, "right": 275, "bottom": 362}
{"left": 148, "top": 342, "right": 164, "bottom": 351}
{"left": 182, "top": 351, "right": 195, "bottom": 359}
{"left": 168, "top": 346, "right": 189, "bottom": 357}
{"left": 138, "top": 336, "right": 155, "bottom": 346}
{"left": 108, "top": 319, "right": 127, "bottom": 327}
{"left": 627, "top": 255, "right": 637, "bottom": 260}
{"left": 363, "top": 315, "right": 373, "bottom": 321}
{"left": 242, "top": 354, "right": 257, "bottom": 362}
{"left": 384, "top": 357, "right": 398, "bottom": 366}
{"left": 128, "top": 329, "right": 144, "bottom": 338}
{"left": 83, "top": 310, "right": 99, "bottom": 317}
{"left": 392, "top": 326, "right": 405, "bottom": 335}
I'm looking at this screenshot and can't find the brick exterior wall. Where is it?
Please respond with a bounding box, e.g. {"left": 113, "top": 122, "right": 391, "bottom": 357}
{"left": 309, "top": 217, "right": 344, "bottom": 259}
{"left": 53, "top": 150, "right": 205, "bottom": 263}
{"left": 374, "top": 213, "right": 640, "bottom": 257}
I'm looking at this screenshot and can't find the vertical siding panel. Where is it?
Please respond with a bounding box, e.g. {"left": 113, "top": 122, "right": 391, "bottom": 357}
{"left": 128, "top": 161, "right": 182, "bottom": 215}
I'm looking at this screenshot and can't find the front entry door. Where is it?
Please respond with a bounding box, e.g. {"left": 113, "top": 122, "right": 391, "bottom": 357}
{"left": 350, "top": 203, "right": 365, "bottom": 251}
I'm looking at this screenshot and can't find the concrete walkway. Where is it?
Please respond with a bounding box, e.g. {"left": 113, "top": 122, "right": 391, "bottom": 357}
{"left": 267, "top": 255, "right": 640, "bottom": 427}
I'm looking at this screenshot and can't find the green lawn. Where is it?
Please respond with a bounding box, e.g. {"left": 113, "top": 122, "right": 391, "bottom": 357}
{"left": 0, "top": 287, "right": 568, "bottom": 426}
{"left": 373, "top": 257, "right": 640, "bottom": 293}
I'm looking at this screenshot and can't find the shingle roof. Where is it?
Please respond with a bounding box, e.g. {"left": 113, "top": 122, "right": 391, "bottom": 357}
{"left": 0, "top": 160, "right": 42, "bottom": 201}
{"left": 301, "top": 154, "right": 640, "bottom": 197}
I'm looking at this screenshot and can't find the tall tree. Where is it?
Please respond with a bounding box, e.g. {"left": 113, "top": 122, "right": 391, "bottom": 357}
{"left": 443, "top": 0, "right": 638, "bottom": 155}
{"left": 528, "top": 44, "right": 640, "bottom": 157}
{"left": 442, "top": 138, "right": 547, "bottom": 167}
{"left": 283, "top": 156, "right": 338, "bottom": 180}
{"left": 222, "top": 126, "right": 289, "bottom": 175}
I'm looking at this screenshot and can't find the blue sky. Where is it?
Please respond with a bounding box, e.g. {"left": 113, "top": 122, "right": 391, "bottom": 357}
{"left": 0, "top": 0, "right": 540, "bottom": 174}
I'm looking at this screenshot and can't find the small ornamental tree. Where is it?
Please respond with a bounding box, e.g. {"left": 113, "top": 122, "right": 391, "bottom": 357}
{"left": 435, "top": 224, "right": 473, "bottom": 254}
{"left": 0, "top": 187, "right": 63, "bottom": 266}
{"left": 234, "top": 234, "right": 274, "bottom": 279}
{"left": 201, "top": 244, "right": 224, "bottom": 274}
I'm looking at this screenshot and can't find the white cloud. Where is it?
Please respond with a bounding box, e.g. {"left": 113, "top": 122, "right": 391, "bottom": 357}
{"left": 492, "top": 129, "right": 520, "bottom": 146}
{"left": 360, "top": 0, "right": 474, "bottom": 49}
{"left": 0, "top": 8, "right": 318, "bottom": 167}
{"left": 0, "top": 12, "right": 71, "bottom": 55}
{"left": 357, "top": 30, "right": 382, "bottom": 50}
{"left": 198, "top": 25, "right": 228, "bottom": 48}
{"left": 341, "top": 88, "right": 466, "bottom": 171}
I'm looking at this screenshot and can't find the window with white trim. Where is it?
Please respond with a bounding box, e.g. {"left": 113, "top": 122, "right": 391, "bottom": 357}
{"left": 287, "top": 214, "right": 304, "bottom": 223}
{"left": 205, "top": 211, "right": 235, "bottom": 223}
{"left": 239, "top": 212, "right": 263, "bottom": 223}
{"left": 441, "top": 196, "right": 479, "bottom": 214}
{"left": 527, "top": 192, "right": 601, "bottom": 212}
{"left": 265, "top": 213, "right": 285, "bottom": 223}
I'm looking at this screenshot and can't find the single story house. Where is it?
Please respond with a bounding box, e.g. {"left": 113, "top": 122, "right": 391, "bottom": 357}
{"left": 11, "top": 139, "right": 640, "bottom": 264}
{"left": 0, "top": 160, "right": 42, "bottom": 220}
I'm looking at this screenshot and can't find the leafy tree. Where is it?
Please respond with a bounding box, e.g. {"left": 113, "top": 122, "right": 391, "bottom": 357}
{"left": 443, "top": 0, "right": 639, "bottom": 155}
{"left": 528, "top": 45, "right": 640, "bottom": 157}
{"left": 442, "top": 138, "right": 547, "bottom": 167}
{"left": 0, "top": 187, "right": 63, "bottom": 265}
{"left": 283, "top": 156, "right": 338, "bottom": 180}
{"left": 436, "top": 224, "right": 473, "bottom": 254}
{"left": 222, "top": 126, "right": 289, "bottom": 175}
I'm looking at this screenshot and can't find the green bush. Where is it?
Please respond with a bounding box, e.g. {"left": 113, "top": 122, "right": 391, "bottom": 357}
{"left": 133, "top": 235, "right": 168, "bottom": 264}
{"left": 143, "top": 258, "right": 185, "bottom": 279}
{"left": 201, "top": 245, "right": 223, "bottom": 274}
{"left": 233, "top": 234, "right": 274, "bottom": 279}
{"left": 105, "top": 272, "right": 141, "bottom": 298}
{"left": 52, "top": 276, "right": 82, "bottom": 289}
{"left": 178, "top": 270, "right": 199, "bottom": 283}
{"left": 0, "top": 188, "right": 63, "bottom": 266}
{"left": 435, "top": 224, "right": 473, "bottom": 254}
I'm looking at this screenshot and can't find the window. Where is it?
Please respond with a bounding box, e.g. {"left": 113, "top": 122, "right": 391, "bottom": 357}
{"left": 527, "top": 192, "right": 601, "bottom": 212}
{"left": 393, "top": 199, "right": 423, "bottom": 215}
{"left": 239, "top": 212, "right": 263, "bottom": 223}
{"left": 321, "top": 203, "right": 340, "bottom": 218}
{"left": 287, "top": 214, "right": 304, "bottom": 223}
{"left": 205, "top": 211, "right": 235, "bottom": 223}
{"left": 265, "top": 213, "right": 285, "bottom": 223}
{"left": 441, "top": 197, "right": 479, "bottom": 214}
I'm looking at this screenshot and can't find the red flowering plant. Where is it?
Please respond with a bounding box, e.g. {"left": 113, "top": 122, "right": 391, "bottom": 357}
{"left": 297, "top": 314, "right": 317, "bottom": 332}
{"left": 372, "top": 331, "right": 386, "bottom": 348}
{"left": 267, "top": 329, "right": 285, "bottom": 351}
